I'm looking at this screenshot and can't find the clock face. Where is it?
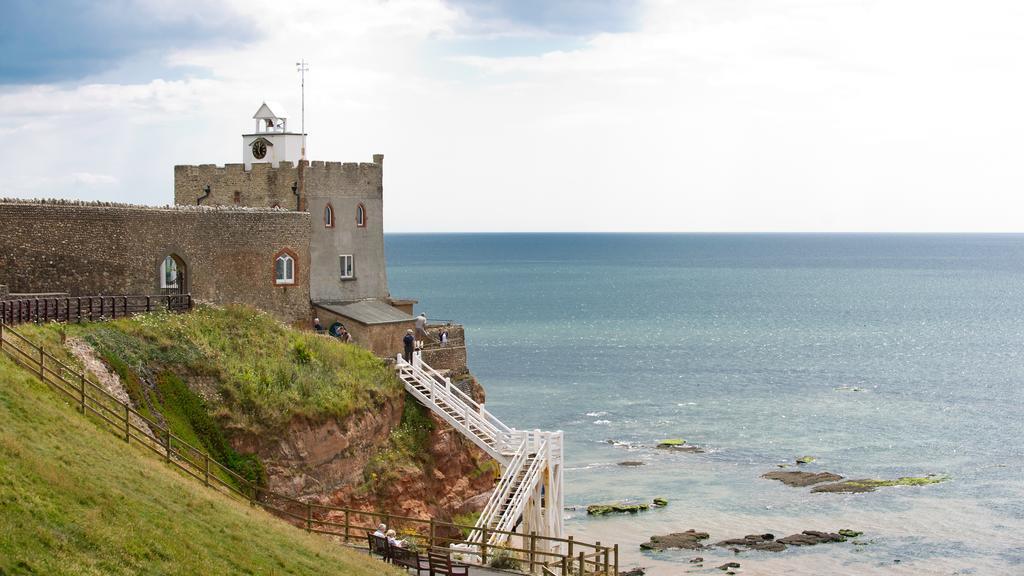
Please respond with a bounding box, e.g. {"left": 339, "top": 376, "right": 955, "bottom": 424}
{"left": 252, "top": 140, "right": 267, "bottom": 160}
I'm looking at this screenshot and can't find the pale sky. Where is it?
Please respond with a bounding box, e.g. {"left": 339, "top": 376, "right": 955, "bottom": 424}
{"left": 3, "top": 0, "right": 1023, "bottom": 232}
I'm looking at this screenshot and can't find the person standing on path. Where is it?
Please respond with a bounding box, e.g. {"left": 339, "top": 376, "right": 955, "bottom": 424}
{"left": 415, "top": 313, "right": 428, "bottom": 338}
{"left": 403, "top": 329, "right": 415, "bottom": 363}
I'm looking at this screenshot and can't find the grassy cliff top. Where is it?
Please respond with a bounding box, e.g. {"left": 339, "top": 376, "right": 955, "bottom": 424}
{"left": 21, "top": 305, "right": 403, "bottom": 433}
{"left": 0, "top": 353, "right": 402, "bottom": 576}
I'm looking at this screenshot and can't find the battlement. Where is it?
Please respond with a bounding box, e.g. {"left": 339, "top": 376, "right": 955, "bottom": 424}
{"left": 174, "top": 157, "right": 382, "bottom": 179}
{"left": 174, "top": 156, "right": 383, "bottom": 208}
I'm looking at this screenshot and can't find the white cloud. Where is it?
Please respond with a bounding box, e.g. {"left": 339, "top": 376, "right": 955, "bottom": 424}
{"left": 4, "top": 0, "right": 1024, "bottom": 231}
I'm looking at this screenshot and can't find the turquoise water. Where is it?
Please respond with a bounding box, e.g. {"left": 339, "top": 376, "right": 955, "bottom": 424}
{"left": 386, "top": 234, "right": 1024, "bottom": 575}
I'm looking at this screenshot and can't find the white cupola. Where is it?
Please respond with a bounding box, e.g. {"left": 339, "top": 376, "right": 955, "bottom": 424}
{"left": 242, "top": 101, "right": 305, "bottom": 169}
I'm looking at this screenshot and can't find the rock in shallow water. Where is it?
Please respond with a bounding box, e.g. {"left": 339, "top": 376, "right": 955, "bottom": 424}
{"left": 655, "top": 438, "right": 705, "bottom": 452}
{"left": 618, "top": 461, "right": 644, "bottom": 466}
{"left": 777, "top": 530, "right": 847, "bottom": 546}
{"left": 587, "top": 502, "right": 650, "bottom": 515}
{"left": 811, "top": 475, "right": 948, "bottom": 493}
{"left": 762, "top": 470, "right": 844, "bottom": 487}
{"left": 715, "top": 533, "right": 786, "bottom": 552}
{"left": 640, "top": 529, "right": 709, "bottom": 551}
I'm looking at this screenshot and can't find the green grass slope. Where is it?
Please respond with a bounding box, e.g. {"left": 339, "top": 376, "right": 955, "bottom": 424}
{"left": 0, "top": 353, "right": 402, "bottom": 576}
{"left": 16, "top": 306, "right": 405, "bottom": 487}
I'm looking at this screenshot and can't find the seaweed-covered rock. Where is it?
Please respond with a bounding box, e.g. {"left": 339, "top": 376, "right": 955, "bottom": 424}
{"left": 762, "top": 470, "right": 843, "bottom": 487}
{"left": 618, "top": 461, "right": 645, "bottom": 467}
{"left": 796, "top": 456, "right": 817, "bottom": 465}
{"left": 652, "top": 497, "right": 669, "bottom": 507}
{"left": 620, "top": 569, "right": 645, "bottom": 576}
{"left": 715, "top": 533, "right": 786, "bottom": 552}
{"left": 587, "top": 502, "right": 650, "bottom": 515}
{"left": 654, "top": 439, "right": 705, "bottom": 452}
{"left": 777, "top": 530, "right": 846, "bottom": 546}
{"left": 718, "top": 562, "right": 741, "bottom": 570}
{"left": 640, "top": 530, "right": 709, "bottom": 551}
{"left": 838, "top": 529, "right": 863, "bottom": 538}
{"left": 811, "top": 475, "right": 948, "bottom": 493}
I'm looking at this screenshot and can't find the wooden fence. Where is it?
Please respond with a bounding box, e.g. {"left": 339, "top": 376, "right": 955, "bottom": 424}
{"left": 0, "top": 321, "right": 618, "bottom": 575}
{"left": 1, "top": 294, "right": 192, "bottom": 326}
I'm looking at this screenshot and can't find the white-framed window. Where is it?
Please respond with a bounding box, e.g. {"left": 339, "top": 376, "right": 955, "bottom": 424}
{"left": 340, "top": 254, "right": 354, "bottom": 279}
{"left": 160, "top": 256, "right": 178, "bottom": 288}
{"left": 275, "top": 253, "right": 295, "bottom": 285}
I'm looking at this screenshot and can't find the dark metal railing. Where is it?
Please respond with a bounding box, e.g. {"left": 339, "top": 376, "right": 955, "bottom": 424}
{"left": 1, "top": 294, "right": 192, "bottom": 326}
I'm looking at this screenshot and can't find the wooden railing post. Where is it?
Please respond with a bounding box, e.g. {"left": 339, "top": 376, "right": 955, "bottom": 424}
{"left": 429, "top": 518, "right": 435, "bottom": 551}
{"left": 561, "top": 556, "right": 567, "bottom": 576}
{"left": 578, "top": 552, "right": 585, "bottom": 576}
{"left": 124, "top": 403, "right": 130, "bottom": 442}
{"left": 567, "top": 535, "right": 574, "bottom": 568}
{"left": 38, "top": 346, "right": 44, "bottom": 380}
{"left": 164, "top": 427, "right": 171, "bottom": 463}
{"left": 613, "top": 544, "right": 618, "bottom": 576}
{"left": 481, "top": 528, "right": 488, "bottom": 565}
{"left": 343, "top": 509, "right": 350, "bottom": 543}
{"left": 204, "top": 453, "right": 210, "bottom": 486}
{"left": 79, "top": 372, "right": 86, "bottom": 413}
{"left": 529, "top": 531, "right": 537, "bottom": 573}
{"left": 306, "top": 501, "right": 312, "bottom": 532}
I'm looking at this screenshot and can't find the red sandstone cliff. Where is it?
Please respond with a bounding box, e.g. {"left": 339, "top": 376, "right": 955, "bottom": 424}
{"left": 230, "top": 391, "right": 497, "bottom": 524}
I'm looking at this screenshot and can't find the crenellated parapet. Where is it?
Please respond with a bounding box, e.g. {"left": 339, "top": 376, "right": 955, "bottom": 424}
{"left": 174, "top": 156, "right": 383, "bottom": 209}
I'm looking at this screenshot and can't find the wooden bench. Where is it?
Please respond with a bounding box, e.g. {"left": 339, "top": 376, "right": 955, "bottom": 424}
{"left": 391, "top": 546, "right": 429, "bottom": 575}
{"left": 366, "top": 532, "right": 391, "bottom": 562}
{"left": 427, "top": 552, "right": 470, "bottom": 576}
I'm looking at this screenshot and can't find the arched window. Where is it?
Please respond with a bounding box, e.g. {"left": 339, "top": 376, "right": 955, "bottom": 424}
{"left": 356, "top": 203, "right": 366, "bottom": 228}
{"left": 160, "top": 256, "right": 179, "bottom": 289}
{"left": 324, "top": 203, "right": 334, "bottom": 228}
{"left": 274, "top": 250, "right": 296, "bottom": 285}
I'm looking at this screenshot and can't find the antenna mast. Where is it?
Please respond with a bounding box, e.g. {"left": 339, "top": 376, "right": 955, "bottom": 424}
{"left": 296, "top": 58, "right": 309, "bottom": 159}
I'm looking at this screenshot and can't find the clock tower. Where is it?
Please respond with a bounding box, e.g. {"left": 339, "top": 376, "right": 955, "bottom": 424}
{"left": 242, "top": 102, "right": 305, "bottom": 169}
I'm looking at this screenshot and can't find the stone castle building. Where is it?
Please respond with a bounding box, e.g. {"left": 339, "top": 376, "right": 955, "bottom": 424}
{"left": 0, "top": 103, "right": 418, "bottom": 357}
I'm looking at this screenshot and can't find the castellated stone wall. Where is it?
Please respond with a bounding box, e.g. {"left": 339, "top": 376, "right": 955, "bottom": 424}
{"left": 174, "top": 162, "right": 304, "bottom": 209}
{"left": 0, "top": 201, "right": 311, "bottom": 324}
{"left": 174, "top": 157, "right": 390, "bottom": 303}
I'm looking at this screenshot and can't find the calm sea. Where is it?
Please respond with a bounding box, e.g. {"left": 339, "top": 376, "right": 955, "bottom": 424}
{"left": 386, "top": 234, "right": 1024, "bottom": 576}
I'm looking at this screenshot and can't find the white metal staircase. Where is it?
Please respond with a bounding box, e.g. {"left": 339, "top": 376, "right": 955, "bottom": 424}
{"left": 396, "top": 353, "right": 564, "bottom": 551}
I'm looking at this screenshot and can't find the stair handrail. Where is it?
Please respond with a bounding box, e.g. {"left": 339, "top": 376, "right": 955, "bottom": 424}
{"left": 487, "top": 436, "right": 549, "bottom": 544}
{"left": 414, "top": 357, "right": 514, "bottom": 435}
{"left": 398, "top": 358, "right": 517, "bottom": 453}
{"left": 400, "top": 361, "right": 506, "bottom": 443}
{"left": 467, "top": 438, "right": 531, "bottom": 544}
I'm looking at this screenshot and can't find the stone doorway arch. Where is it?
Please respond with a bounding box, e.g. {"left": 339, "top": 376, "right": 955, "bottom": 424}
{"left": 159, "top": 254, "right": 188, "bottom": 294}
